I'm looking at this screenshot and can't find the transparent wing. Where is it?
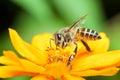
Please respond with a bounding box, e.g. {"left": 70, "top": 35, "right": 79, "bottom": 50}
{"left": 67, "top": 14, "right": 88, "bottom": 31}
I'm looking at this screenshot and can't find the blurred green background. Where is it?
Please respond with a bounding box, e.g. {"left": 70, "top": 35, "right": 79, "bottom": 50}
{"left": 0, "top": 0, "right": 120, "bottom": 80}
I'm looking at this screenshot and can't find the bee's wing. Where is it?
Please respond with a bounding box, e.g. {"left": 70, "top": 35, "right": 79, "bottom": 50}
{"left": 67, "top": 14, "right": 88, "bottom": 31}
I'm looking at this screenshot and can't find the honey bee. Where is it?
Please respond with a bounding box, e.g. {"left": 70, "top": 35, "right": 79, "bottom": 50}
{"left": 50, "top": 15, "right": 101, "bottom": 65}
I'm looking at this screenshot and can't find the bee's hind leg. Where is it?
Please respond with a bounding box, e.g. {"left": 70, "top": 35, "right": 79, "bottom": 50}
{"left": 81, "top": 40, "right": 91, "bottom": 51}
{"left": 67, "top": 42, "right": 78, "bottom": 66}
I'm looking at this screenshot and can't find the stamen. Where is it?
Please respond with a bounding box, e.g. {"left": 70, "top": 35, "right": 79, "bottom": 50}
{"left": 46, "top": 49, "right": 69, "bottom": 64}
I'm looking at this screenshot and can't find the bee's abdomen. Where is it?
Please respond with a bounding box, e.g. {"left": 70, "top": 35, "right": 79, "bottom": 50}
{"left": 78, "top": 28, "right": 101, "bottom": 40}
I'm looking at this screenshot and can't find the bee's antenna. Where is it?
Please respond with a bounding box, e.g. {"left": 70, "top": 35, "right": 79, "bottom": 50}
{"left": 67, "top": 14, "right": 88, "bottom": 31}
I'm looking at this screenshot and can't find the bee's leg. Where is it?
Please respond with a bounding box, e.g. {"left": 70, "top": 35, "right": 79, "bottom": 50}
{"left": 73, "top": 42, "right": 78, "bottom": 53}
{"left": 49, "top": 38, "right": 54, "bottom": 49}
{"left": 67, "top": 42, "right": 78, "bottom": 66}
{"left": 49, "top": 38, "right": 59, "bottom": 50}
{"left": 81, "top": 40, "right": 91, "bottom": 51}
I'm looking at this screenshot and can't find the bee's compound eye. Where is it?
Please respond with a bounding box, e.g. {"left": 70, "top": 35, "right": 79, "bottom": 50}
{"left": 56, "top": 34, "right": 62, "bottom": 40}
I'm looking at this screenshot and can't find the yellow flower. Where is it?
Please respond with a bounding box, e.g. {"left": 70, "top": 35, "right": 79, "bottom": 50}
{"left": 0, "top": 28, "right": 120, "bottom": 80}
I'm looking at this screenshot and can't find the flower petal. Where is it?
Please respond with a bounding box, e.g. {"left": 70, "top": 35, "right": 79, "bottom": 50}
{"left": 77, "top": 32, "right": 110, "bottom": 53}
{"left": 72, "top": 50, "right": 120, "bottom": 71}
{"left": 62, "top": 74, "right": 85, "bottom": 80}
{"left": 19, "top": 59, "right": 45, "bottom": 73}
{"left": 88, "top": 32, "right": 110, "bottom": 53}
{"left": 31, "top": 75, "right": 54, "bottom": 80}
{"left": 0, "top": 51, "right": 20, "bottom": 65}
{"left": 32, "top": 33, "right": 54, "bottom": 51}
{"left": 0, "top": 51, "right": 45, "bottom": 74}
{"left": 71, "top": 67, "right": 119, "bottom": 76}
{"left": 45, "top": 62, "right": 69, "bottom": 78}
{"left": 0, "top": 66, "right": 35, "bottom": 78}
{"left": 9, "top": 28, "right": 48, "bottom": 65}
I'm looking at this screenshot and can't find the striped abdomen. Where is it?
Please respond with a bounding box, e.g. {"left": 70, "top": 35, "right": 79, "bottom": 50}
{"left": 76, "top": 28, "right": 101, "bottom": 40}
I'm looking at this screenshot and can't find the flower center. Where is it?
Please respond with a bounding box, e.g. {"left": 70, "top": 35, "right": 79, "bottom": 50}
{"left": 45, "top": 48, "right": 72, "bottom": 78}
{"left": 46, "top": 48, "right": 71, "bottom": 64}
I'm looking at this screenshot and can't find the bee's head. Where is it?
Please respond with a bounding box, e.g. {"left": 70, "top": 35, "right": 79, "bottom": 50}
{"left": 54, "top": 33, "right": 65, "bottom": 48}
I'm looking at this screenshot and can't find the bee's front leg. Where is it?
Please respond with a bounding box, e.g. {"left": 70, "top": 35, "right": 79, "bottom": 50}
{"left": 47, "top": 38, "right": 60, "bottom": 51}
{"left": 46, "top": 38, "right": 54, "bottom": 51}
{"left": 49, "top": 38, "right": 54, "bottom": 48}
